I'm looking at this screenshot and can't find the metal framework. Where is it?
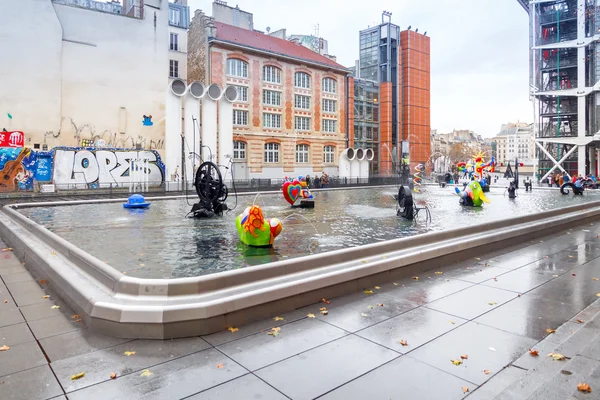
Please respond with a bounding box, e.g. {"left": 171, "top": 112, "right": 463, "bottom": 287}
{"left": 519, "top": 0, "right": 600, "bottom": 179}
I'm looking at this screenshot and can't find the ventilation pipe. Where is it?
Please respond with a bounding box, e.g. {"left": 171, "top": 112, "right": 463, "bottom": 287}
{"left": 352, "top": 148, "right": 364, "bottom": 179}
{"left": 184, "top": 81, "right": 205, "bottom": 185}
{"left": 339, "top": 148, "right": 355, "bottom": 178}
{"left": 202, "top": 84, "right": 222, "bottom": 164}
{"left": 165, "top": 78, "right": 187, "bottom": 190}
{"left": 218, "top": 86, "right": 238, "bottom": 180}
{"left": 360, "top": 148, "right": 374, "bottom": 179}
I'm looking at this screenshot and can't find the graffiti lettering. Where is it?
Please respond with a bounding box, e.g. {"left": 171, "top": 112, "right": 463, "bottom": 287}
{"left": 52, "top": 148, "right": 165, "bottom": 188}
{"left": 0, "top": 131, "right": 24, "bottom": 148}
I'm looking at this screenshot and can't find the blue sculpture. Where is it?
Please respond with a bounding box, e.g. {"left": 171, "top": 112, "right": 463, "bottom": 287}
{"left": 123, "top": 194, "right": 151, "bottom": 209}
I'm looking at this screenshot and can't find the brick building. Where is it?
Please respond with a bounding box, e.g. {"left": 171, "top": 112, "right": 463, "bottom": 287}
{"left": 187, "top": 2, "right": 348, "bottom": 179}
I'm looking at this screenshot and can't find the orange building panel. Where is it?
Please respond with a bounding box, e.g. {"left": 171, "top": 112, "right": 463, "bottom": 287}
{"left": 379, "top": 82, "right": 393, "bottom": 176}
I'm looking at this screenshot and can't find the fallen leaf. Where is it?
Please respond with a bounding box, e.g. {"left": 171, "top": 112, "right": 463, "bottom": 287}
{"left": 361, "top": 260, "right": 367, "bottom": 263}
{"left": 412, "top": 276, "right": 419, "bottom": 280}
{"left": 0, "top": 345, "right": 10, "bottom": 351}
{"left": 307, "top": 313, "right": 315, "bottom": 318}
{"left": 451, "top": 359, "right": 463, "bottom": 366}
{"left": 71, "top": 314, "right": 80, "bottom": 319}
{"left": 484, "top": 370, "right": 492, "bottom": 375}
{"left": 546, "top": 328, "right": 556, "bottom": 334}
{"left": 460, "top": 354, "right": 468, "bottom": 360}
{"left": 529, "top": 349, "right": 539, "bottom": 356}
{"left": 435, "top": 271, "right": 443, "bottom": 275}
{"left": 42, "top": 295, "right": 49, "bottom": 299}
{"left": 475, "top": 257, "right": 481, "bottom": 260}
{"left": 393, "top": 282, "right": 398, "bottom": 286}
{"left": 577, "top": 319, "right": 584, "bottom": 323}
{"left": 374, "top": 286, "right": 381, "bottom": 289}
{"left": 227, "top": 327, "right": 239, "bottom": 333}
{"left": 140, "top": 369, "right": 153, "bottom": 377}
{"left": 462, "top": 387, "right": 469, "bottom": 393}
{"left": 360, "top": 313, "right": 368, "bottom": 317}
{"left": 548, "top": 352, "right": 566, "bottom": 360}
{"left": 139, "top": 264, "right": 145, "bottom": 267}
{"left": 320, "top": 309, "right": 328, "bottom": 316}
{"left": 1, "top": 248, "right": 12, "bottom": 252}
{"left": 50, "top": 251, "right": 56, "bottom": 256}
{"left": 368, "top": 305, "right": 374, "bottom": 309}
{"left": 594, "top": 278, "right": 599, "bottom": 281}
{"left": 273, "top": 316, "right": 284, "bottom": 321}
{"left": 2, "top": 300, "right": 7, "bottom": 304}
{"left": 518, "top": 294, "right": 521, "bottom": 297}
{"left": 110, "top": 373, "right": 117, "bottom": 379}
{"left": 124, "top": 351, "right": 136, "bottom": 356}
{"left": 51, "top": 305, "right": 60, "bottom": 309}
{"left": 122, "top": 272, "right": 127, "bottom": 275}
{"left": 364, "top": 290, "right": 374, "bottom": 295}
{"left": 597, "top": 293, "right": 600, "bottom": 297}
{"left": 573, "top": 274, "right": 577, "bottom": 276}
{"left": 569, "top": 255, "right": 574, "bottom": 258}
{"left": 552, "top": 274, "right": 559, "bottom": 278}
{"left": 321, "top": 298, "right": 331, "bottom": 304}
{"left": 319, "top": 307, "right": 327, "bottom": 311}
{"left": 449, "top": 320, "right": 456, "bottom": 325}
{"left": 70, "top": 372, "right": 85, "bottom": 380}
{"left": 399, "top": 340, "right": 408, "bottom": 346}
{"left": 488, "top": 302, "right": 497, "bottom": 306}
{"left": 377, "top": 303, "right": 384, "bottom": 307}
{"left": 577, "top": 383, "right": 592, "bottom": 393}
{"left": 268, "top": 327, "right": 281, "bottom": 336}
{"left": 216, "top": 363, "right": 224, "bottom": 369}
{"left": 39, "top": 279, "right": 47, "bottom": 284}
{"left": 75, "top": 319, "right": 82, "bottom": 323}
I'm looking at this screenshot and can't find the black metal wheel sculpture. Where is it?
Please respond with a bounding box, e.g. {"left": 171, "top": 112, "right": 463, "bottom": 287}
{"left": 190, "top": 161, "right": 228, "bottom": 218}
{"left": 394, "top": 185, "right": 431, "bottom": 223}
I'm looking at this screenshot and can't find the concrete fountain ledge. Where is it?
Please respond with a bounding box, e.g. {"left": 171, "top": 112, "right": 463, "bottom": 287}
{"left": 1, "top": 197, "right": 600, "bottom": 339}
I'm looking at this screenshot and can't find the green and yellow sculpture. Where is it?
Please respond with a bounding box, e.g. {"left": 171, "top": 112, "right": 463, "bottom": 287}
{"left": 236, "top": 205, "right": 283, "bottom": 247}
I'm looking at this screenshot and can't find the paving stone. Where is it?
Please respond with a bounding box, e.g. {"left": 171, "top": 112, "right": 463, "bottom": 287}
{"left": 8, "top": 284, "right": 48, "bottom": 307}
{"left": 320, "top": 355, "right": 472, "bottom": 400}
{"left": 217, "top": 318, "right": 348, "bottom": 371}
{"left": 187, "top": 374, "right": 288, "bottom": 400}
{"left": 28, "top": 313, "right": 84, "bottom": 340}
{"left": 375, "top": 276, "right": 474, "bottom": 306}
{"left": 526, "top": 356, "right": 600, "bottom": 400}
{"left": 1, "top": 271, "right": 34, "bottom": 284}
{"left": 409, "top": 322, "right": 536, "bottom": 385}
{"left": 481, "top": 268, "right": 558, "bottom": 294}
{"left": 494, "top": 357, "right": 571, "bottom": 400}
{"left": 546, "top": 321, "right": 588, "bottom": 345}
{"left": 571, "top": 304, "right": 600, "bottom": 324}
{"left": 52, "top": 337, "right": 211, "bottom": 392}
{"left": 0, "top": 308, "right": 24, "bottom": 328}
{"left": 570, "top": 362, "right": 600, "bottom": 400}
{"left": 0, "top": 341, "right": 46, "bottom": 377}
{"left": 464, "top": 366, "right": 526, "bottom": 400}
{"left": 433, "top": 264, "right": 512, "bottom": 284}
{"left": 356, "top": 307, "right": 467, "bottom": 353}
{"left": 528, "top": 273, "right": 600, "bottom": 308}
{"left": 474, "top": 293, "right": 582, "bottom": 341}
{"left": 425, "top": 285, "right": 518, "bottom": 320}
{"left": 0, "top": 364, "right": 63, "bottom": 400}
{"left": 0, "top": 322, "right": 34, "bottom": 346}
{"left": 39, "top": 329, "right": 133, "bottom": 362}
{"left": 67, "top": 348, "right": 247, "bottom": 400}
{"left": 255, "top": 334, "right": 399, "bottom": 400}
{"left": 19, "top": 298, "right": 73, "bottom": 322}
{"left": 555, "top": 326, "right": 600, "bottom": 359}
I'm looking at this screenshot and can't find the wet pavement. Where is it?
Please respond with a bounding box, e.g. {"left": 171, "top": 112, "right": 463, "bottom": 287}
{"left": 2, "top": 226, "right": 600, "bottom": 399}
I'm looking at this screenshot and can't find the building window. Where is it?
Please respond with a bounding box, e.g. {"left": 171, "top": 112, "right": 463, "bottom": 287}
{"left": 263, "top": 113, "right": 281, "bottom": 128}
{"left": 227, "top": 59, "right": 248, "bottom": 78}
{"left": 296, "top": 144, "right": 309, "bottom": 163}
{"left": 262, "top": 90, "right": 281, "bottom": 106}
{"left": 294, "top": 95, "right": 310, "bottom": 109}
{"left": 263, "top": 66, "right": 281, "bottom": 84}
{"left": 322, "top": 77, "right": 336, "bottom": 93}
{"left": 169, "top": 8, "right": 180, "bottom": 25}
{"left": 322, "top": 99, "right": 337, "bottom": 113}
{"left": 294, "top": 72, "right": 310, "bottom": 88}
{"left": 169, "top": 33, "right": 179, "bottom": 51}
{"left": 234, "top": 86, "right": 248, "bottom": 102}
{"left": 233, "top": 141, "right": 246, "bottom": 159}
{"left": 322, "top": 119, "right": 336, "bottom": 133}
{"left": 295, "top": 116, "right": 311, "bottom": 131}
{"left": 264, "top": 142, "right": 280, "bottom": 163}
{"left": 233, "top": 110, "right": 248, "bottom": 126}
{"left": 324, "top": 145, "right": 335, "bottom": 163}
{"left": 169, "top": 60, "right": 179, "bottom": 78}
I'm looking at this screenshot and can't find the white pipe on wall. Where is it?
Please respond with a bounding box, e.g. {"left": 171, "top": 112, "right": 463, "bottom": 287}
{"left": 351, "top": 148, "right": 364, "bottom": 179}
{"left": 360, "top": 148, "right": 374, "bottom": 179}
{"left": 339, "top": 148, "right": 355, "bottom": 178}
{"left": 202, "top": 84, "right": 222, "bottom": 164}
{"left": 165, "top": 79, "right": 187, "bottom": 190}
{"left": 184, "top": 82, "right": 205, "bottom": 184}
{"left": 218, "top": 86, "right": 238, "bottom": 179}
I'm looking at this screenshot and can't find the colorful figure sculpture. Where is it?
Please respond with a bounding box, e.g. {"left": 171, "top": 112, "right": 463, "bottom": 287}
{"left": 282, "top": 176, "right": 314, "bottom": 208}
{"left": 454, "top": 180, "right": 490, "bottom": 207}
{"left": 413, "top": 164, "right": 424, "bottom": 193}
{"left": 236, "top": 205, "right": 282, "bottom": 247}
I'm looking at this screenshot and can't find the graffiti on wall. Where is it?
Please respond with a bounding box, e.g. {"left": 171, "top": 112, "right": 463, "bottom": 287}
{"left": 0, "top": 131, "right": 24, "bottom": 148}
{"left": 0, "top": 147, "right": 165, "bottom": 191}
{"left": 142, "top": 115, "right": 153, "bottom": 126}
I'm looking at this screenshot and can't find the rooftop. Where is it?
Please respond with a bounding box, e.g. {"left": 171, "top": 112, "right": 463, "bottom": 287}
{"left": 211, "top": 21, "right": 348, "bottom": 72}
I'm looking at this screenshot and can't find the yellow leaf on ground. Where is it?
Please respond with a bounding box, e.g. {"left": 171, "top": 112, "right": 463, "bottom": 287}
{"left": 3, "top": 300, "right": 7, "bottom": 303}
{"left": 267, "top": 327, "right": 281, "bottom": 336}
{"left": 374, "top": 286, "right": 381, "bottom": 289}
{"left": 227, "top": 327, "right": 239, "bottom": 333}
{"left": 321, "top": 298, "right": 331, "bottom": 304}
{"left": 360, "top": 313, "right": 368, "bottom": 317}
{"left": 71, "top": 314, "right": 80, "bottom": 319}
{"left": 393, "top": 283, "right": 398, "bottom": 286}
{"left": 451, "top": 359, "right": 463, "bottom": 366}
{"left": 548, "top": 353, "right": 566, "bottom": 360}
{"left": 140, "top": 369, "right": 153, "bottom": 377}
{"left": 319, "top": 307, "right": 327, "bottom": 311}
{"left": 320, "top": 309, "right": 328, "bottom": 315}
{"left": 0, "top": 345, "right": 10, "bottom": 351}
{"left": 399, "top": 340, "right": 408, "bottom": 346}
{"left": 361, "top": 260, "right": 367, "bottom": 263}
{"left": 597, "top": 293, "right": 600, "bottom": 297}
{"left": 42, "top": 295, "right": 49, "bottom": 299}
{"left": 377, "top": 303, "right": 384, "bottom": 307}
{"left": 140, "top": 264, "right": 145, "bottom": 267}
{"left": 216, "top": 363, "right": 224, "bottom": 369}
{"left": 435, "top": 271, "right": 443, "bottom": 275}
{"left": 460, "top": 354, "right": 468, "bottom": 360}
{"left": 51, "top": 305, "right": 60, "bottom": 309}
{"left": 1, "top": 248, "right": 13, "bottom": 252}
{"left": 307, "top": 313, "right": 315, "bottom": 318}
{"left": 593, "top": 278, "right": 599, "bottom": 281}
{"left": 577, "top": 319, "right": 584, "bottom": 323}
{"left": 529, "top": 349, "right": 539, "bottom": 356}
{"left": 124, "top": 351, "right": 136, "bottom": 356}
{"left": 368, "top": 305, "right": 374, "bottom": 309}
{"left": 488, "top": 302, "right": 497, "bottom": 306}
{"left": 462, "top": 387, "right": 469, "bottom": 393}
{"left": 70, "top": 372, "right": 86, "bottom": 380}
{"left": 475, "top": 257, "right": 481, "bottom": 261}
{"left": 273, "top": 316, "right": 284, "bottom": 321}
{"left": 412, "top": 276, "right": 419, "bottom": 280}
{"left": 449, "top": 320, "right": 456, "bottom": 325}
{"left": 110, "top": 373, "right": 117, "bottom": 379}
{"left": 364, "top": 290, "right": 374, "bottom": 295}
{"left": 577, "top": 383, "right": 592, "bottom": 393}
{"left": 546, "top": 328, "right": 556, "bottom": 334}
{"left": 484, "top": 370, "right": 492, "bottom": 375}
{"left": 50, "top": 251, "right": 56, "bottom": 256}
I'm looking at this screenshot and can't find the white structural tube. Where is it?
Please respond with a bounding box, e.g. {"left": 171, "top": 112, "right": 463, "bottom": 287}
{"left": 360, "top": 148, "right": 374, "bottom": 179}
{"left": 339, "top": 148, "right": 355, "bottom": 178}
{"left": 351, "top": 148, "right": 364, "bottom": 179}
{"left": 218, "top": 86, "right": 238, "bottom": 180}
{"left": 184, "top": 81, "right": 205, "bottom": 185}
{"left": 165, "top": 79, "right": 187, "bottom": 190}
{"left": 202, "top": 84, "right": 222, "bottom": 164}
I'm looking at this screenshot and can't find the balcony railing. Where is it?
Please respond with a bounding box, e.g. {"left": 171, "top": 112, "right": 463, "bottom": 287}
{"left": 52, "top": 0, "right": 123, "bottom": 15}
{"left": 538, "top": 25, "right": 578, "bottom": 46}
{"left": 539, "top": 98, "right": 578, "bottom": 115}
{"left": 538, "top": 122, "right": 578, "bottom": 138}
{"left": 539, "top": 8, "right": 578, "bottom": 25}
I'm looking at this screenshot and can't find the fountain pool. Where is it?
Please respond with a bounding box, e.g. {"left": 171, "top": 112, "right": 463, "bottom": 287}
{"left": 17, "top": 186, "right": 600, "bottom": 279}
